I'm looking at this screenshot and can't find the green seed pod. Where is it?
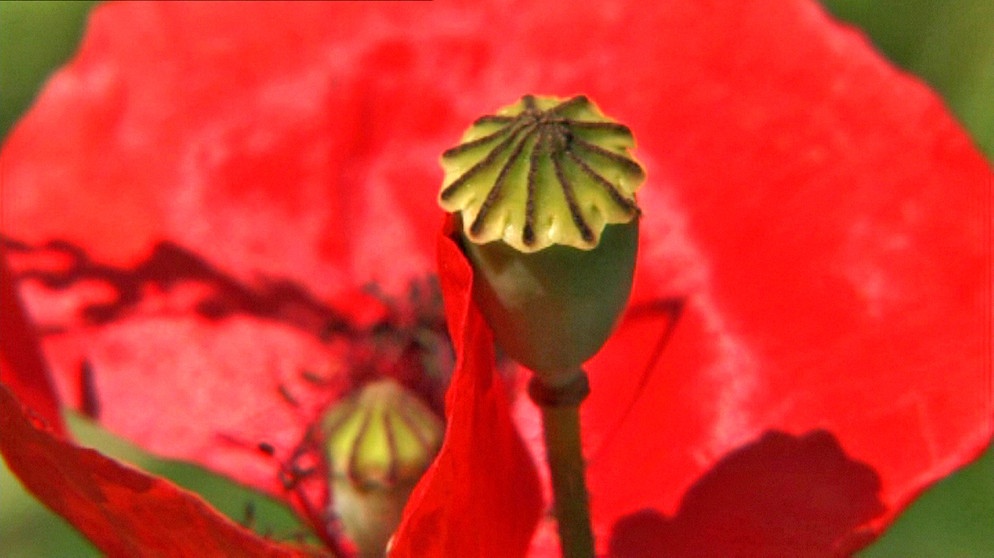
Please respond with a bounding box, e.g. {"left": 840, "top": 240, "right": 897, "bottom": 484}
{"left": 439, "top": 95, "right": 645, "bottom": 385}
{"left": 323, "top": 380, "right": 444, "bottom": 557}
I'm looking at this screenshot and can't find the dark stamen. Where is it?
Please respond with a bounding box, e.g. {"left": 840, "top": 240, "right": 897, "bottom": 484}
{"left": 278, "top": 384, "right": 300, "bottom": 408}
{"left": 301, "top": 369, "right": 331, "bottom": 386}
{"left": 79, "top": 360, "right": 101, "bottom": 419}
{"left": 242, "top": 501, "right": 256, "bottom": 528}
{"left": 258, "top": 442, "right": 277, "bottom": 456}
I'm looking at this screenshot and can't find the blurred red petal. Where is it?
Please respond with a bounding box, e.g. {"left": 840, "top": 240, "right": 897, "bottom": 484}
{"left": 0, "top": 253, "right": 316, "bottom": 558}
{"left": 0, "top": 0, "right": 990, "bottom": 556}
{"left": 0, "top": 386, "right": 317, "bottom": 558}
{"left": 391, "top": 225, "right": 543, "bottom": 556}
{"left": 0, "top": 252, "right": 64, "bottom": 435}
{"left": 0, "top": 2, "right": 443, "bottom": 297}
{"left": 50, "top": 313, "right": 350, "bottom": 497}
{"left": 566, "top": 2, "right": 993, "bottom": 552}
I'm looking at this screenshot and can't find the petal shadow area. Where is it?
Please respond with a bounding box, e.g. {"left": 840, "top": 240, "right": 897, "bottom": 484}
{"left": 2, "top": 237, "right": 346, "bottom": 339}
{"left": 608, "top": 430, "right": 884, "bottom": 557}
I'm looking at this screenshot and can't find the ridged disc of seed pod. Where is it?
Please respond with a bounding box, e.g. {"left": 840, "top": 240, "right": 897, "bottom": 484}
{"left": 439, "top": 95, "right": 645, "bottom": 253}
{"left": 438, "top": 96, "right": 646, "bottom": 383}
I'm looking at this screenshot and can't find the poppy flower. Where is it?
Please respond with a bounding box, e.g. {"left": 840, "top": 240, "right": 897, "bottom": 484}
{"left": 1, "top": 1, "right": 990, "bottom": 557}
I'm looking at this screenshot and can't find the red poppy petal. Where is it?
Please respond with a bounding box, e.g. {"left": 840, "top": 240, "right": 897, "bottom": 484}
{"left": 1, "top": 1, "right": 990, "bottom": 555}
{"left": 0, "top": 251, "right": 315, "bottom": 558}
{"left": 36, "top": 312, "right": 350, "bottom": 499}
{"left": 0, "top": 1, "right": 469, "bottom": 499}
{"left": 0, "top": 386, "right": 318, "bottom": 558}
{"left": 563, "top": 4, "right": 993, "bottom": 555}
{"left": 0, "top": 253, "right": 64, "bottom": 435}
{"left": 0, "top": 1, "right": 444, "bottom": 298}
{"left": 390, "top": 225, "right": 543, "bottom": 557}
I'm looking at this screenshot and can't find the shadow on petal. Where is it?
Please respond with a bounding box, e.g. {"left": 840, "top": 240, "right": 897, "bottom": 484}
{"left": 3, "top": 237, "right": 352, "bottom": 339}
{"left": 608, "top": 430, "right": 884, "bottom": 558}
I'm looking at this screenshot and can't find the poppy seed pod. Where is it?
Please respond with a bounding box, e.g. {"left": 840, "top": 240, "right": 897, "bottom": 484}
{"left": 322, "top": 379, "right": 444, "bottom": 556}
{"left": 439, "top": 95, "right": 645, "bottom": 385}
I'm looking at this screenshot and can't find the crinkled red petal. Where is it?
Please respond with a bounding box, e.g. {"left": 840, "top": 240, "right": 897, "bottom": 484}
{"left": 0, "top": 1, "right": 990, "bottom": 556}
{"left": 390, "top": 223, "right": 543, "bottom": 557}
{"left": 0, "top": 253, "right": 64, "bottom": 435}
{"left": 0, "top": 252, "right": 317, "bottom": 558}
{"left": 0, "top": 387, "right": 319, "bottom": 558}
{"left": 570, "top": 3, "right": 993, "bottom": 550}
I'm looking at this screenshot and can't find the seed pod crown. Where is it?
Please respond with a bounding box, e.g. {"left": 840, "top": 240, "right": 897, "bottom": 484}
{"left": 439, "top": 95, "right": 645, "bottom": 253}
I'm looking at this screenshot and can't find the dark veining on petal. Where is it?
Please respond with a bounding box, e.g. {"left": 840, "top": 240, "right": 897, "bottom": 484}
{"left": 0, "top": 237, "right": 356, "bottom": 340}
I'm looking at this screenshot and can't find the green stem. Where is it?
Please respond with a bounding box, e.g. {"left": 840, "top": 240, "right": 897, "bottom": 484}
{"left": 532, "top": 373, "right": 594, "bottom": 558}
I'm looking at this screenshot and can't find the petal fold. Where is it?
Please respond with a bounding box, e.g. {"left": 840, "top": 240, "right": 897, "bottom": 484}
{"left": 0, "top": 252, "right": 315, "bottom": 558}
{"left": 390, "top": 225, "right": 543, "bottom": 557}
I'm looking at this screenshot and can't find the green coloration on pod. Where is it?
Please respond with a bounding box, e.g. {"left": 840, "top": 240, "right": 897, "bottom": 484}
{"left": 462, "top": 219, "right": 638, "bottom": 384}
{"left": 322, "top": 380, "right": 444, "bottom": 557}
{"left": 440, "top": 95, "right": 645, "bottom": 384}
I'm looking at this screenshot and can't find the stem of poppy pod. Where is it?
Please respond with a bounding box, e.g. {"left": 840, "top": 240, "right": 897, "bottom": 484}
{"left": 529, "top": 371, "right": 594, "bottom": 558}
